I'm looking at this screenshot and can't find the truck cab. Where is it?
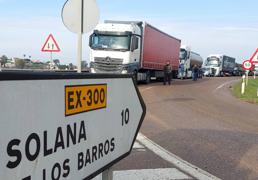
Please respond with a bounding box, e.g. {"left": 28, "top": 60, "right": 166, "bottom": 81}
{"left": 204, "top": 55, "right": 235, "bottom": 77}
{"left": 203, "top": 55, "right": 221, "bottom": 76}
{"left": 179, "top": 45, "right": 203, "bottom": 79}
{"left": 89, "top": 22, "right": 141, "bottom": 74}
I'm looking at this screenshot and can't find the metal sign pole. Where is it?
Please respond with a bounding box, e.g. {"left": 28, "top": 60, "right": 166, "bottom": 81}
{"left": 77, "top": 0, "right": 83, "bottom": 73}
{"left": 77, "top": 33, "right": 82, "bottom": 73}
{"left": 50, "top": 52, "right": 53, "bottom": 63}
{"left": 102, "top": 167, "right": 113, "bottom": 180}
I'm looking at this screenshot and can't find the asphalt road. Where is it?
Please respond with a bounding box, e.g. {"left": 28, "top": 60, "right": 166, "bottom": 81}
{"left": 115, "top": 77, "right": 258, "bottom": 180}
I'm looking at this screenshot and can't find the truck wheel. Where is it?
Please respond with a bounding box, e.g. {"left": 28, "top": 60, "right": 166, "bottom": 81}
{"left": 145, "top": 71, "right": 151, "bottom": 84}
{"left": 133, "top": 70, "right": 138, "bottom": 82}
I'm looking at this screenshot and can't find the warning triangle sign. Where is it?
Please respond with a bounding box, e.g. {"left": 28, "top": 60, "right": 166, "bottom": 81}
{"left": 250, "top": 48, "right": 258, "bottom": 64}
{"left": 41, "top": 34, "right": 61, "bottom": 52}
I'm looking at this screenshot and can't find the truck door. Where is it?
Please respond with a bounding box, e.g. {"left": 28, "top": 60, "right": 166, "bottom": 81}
{"left": 130, "top": 35, "right": 141, "bottom": 72}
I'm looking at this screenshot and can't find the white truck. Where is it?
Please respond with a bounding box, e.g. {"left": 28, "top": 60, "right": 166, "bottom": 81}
{"left": 203, "top": 54, "right": 235, "bottom": 77}
{"left": 89, "top": 20, "right": 181, "bottom": 83}
{"left": 178, "top": 45, "right": 203, "bottom": 79}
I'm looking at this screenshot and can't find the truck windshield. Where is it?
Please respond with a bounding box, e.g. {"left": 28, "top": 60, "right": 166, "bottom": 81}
{"left": 91, "top": 34, "right": 131, "bottom": 51}
{"left": 179, "top": 49, "right": 187, "bottom": 60}
{"left": 206, "top": 57, "right": 219, "bottom": 66}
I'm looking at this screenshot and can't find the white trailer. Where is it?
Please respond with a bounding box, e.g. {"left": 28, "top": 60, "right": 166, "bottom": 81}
{"left": 178, "top": 45, "right": 203, "bottom": 79}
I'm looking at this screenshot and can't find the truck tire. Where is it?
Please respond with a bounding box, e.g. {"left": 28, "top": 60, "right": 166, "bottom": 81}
{"left": 132, "top": 70, "right": 138, "bottom": 83}
{"left": 145, "top": 71, "right": 151, "bottom": 84}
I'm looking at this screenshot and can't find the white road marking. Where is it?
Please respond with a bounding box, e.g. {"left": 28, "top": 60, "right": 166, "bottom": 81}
{"left": 213, "top": 79, "right": 240, "bottom": 93}
{"left": 133, "top": 141, "right": 146, "bottom": 152}
{"left": 94, "top": 168, "right": 191, "bottom": 180}
{"left": 141, "top": 87, "right": 154, "bottom": 92}
{"left": 137, "top": 133, "right": 221, "bottom": 180}
{"left": 114, "top": 168, "right": 191, "bottom": 180}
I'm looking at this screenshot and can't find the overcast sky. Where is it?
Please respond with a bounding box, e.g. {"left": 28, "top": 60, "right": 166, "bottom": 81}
{"left": 0, "top": 0, "right": 258, "bottom": 64}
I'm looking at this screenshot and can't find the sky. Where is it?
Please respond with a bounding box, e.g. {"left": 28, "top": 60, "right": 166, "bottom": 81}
{"left": 0, "top": 0, "right": 258, "bottom": 64}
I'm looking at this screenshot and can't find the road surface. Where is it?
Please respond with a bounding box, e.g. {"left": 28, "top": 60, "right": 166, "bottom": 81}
{"left": 110, "top": 77, "right": 258, "bottom": 180}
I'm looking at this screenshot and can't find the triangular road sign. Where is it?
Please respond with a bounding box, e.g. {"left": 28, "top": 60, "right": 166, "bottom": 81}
{"left": 250, "top": 48, "right": 258, "bottom": 64}
{"left": 41, "top": 34, "right": 61, "bottom": 52}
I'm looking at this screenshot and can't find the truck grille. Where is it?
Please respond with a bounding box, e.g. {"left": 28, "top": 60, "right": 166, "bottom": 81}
{"left": 94, "top": 57, "right": 123, "bottom": 72}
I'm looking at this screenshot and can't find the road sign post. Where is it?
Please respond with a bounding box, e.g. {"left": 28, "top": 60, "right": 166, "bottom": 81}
{"left": 62, "top": 0, "right": 100, "bottom": 73}
{"left": 246, "top": 71, "right": 249, "bottom": 86}
{"left": 102, "top": 167, "right": 113, "bottom": 180}
{"left": 241, "top": 75, "right": 245, "bottom": 95}
{"left": 0, "top": 72, "right": 146, "bottom": 180}
{"left": 77, "top": 32, "right": 82, "bottom": 73}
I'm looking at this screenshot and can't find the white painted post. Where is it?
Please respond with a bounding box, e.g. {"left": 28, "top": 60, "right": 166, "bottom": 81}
{"left": 241, "top": 82, "right": 245, "bottom": 95}
{"left": 241, "top": 75, "right": 246, "bottom": 95}
{"left": 102, "top": 168, "right": 113, "bottom": 180}
{"left": 246, "top": 71, "right": 249, "bottom": 86}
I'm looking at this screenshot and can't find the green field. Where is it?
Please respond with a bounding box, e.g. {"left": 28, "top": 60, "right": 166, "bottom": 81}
{"left": 233, "top": 79, "right": 258, "bottom": 104}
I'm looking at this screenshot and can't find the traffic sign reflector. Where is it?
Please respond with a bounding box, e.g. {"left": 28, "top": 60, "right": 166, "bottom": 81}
{"left": 41, "top": 34, "right": 61, "bottom": 52}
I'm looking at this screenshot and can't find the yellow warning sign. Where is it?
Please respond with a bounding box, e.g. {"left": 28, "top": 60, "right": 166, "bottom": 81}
{"left": 65, "top": 84, "right": 107, "bottom": 116}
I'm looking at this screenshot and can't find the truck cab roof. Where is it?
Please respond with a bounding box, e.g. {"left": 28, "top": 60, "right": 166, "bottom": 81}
{"left": 94, "top": 22, "right": 141, "bottom": 36}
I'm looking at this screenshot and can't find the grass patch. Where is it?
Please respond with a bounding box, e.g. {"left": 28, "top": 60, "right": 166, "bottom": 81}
{"left": 232, "top": 79, "right": 258, "bottom": 104}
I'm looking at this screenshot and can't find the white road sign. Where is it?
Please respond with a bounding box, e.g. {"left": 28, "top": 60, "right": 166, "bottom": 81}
{"left": 242, "top": 60, "right": 253, "bottom": 71}
{"left": 0, "top": 72, "right": 146, "bottom": 180}
{"left": 62, "top": 0, "right": 100, "bottom": 34}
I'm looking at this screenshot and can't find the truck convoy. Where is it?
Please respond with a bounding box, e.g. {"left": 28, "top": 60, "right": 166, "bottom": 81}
{"left": 203, "top": 54, "right": 236, "bottom": 77}
{"left": 89, "top": 20, "right": 181, "bottom": 83}
{"left": 179, "top": 45, "right": 203, "bottom": 79}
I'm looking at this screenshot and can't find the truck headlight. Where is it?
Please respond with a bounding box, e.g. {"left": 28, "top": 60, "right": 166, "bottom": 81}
{"left": 90, "top": 68, "right": 96, "bottom": 73}
{"left": 122, "top": 66, "right": 129, "bottom": 74}
{"left": 122, "top": 70, "right": 128, "bottom": 74}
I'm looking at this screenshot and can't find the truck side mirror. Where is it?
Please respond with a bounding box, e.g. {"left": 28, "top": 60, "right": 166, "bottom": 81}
{"left": 89, "top": 34, "right": 93, "bottom": 47}
{"left": 187, "top": 52, "right": 190, "bottom": 59}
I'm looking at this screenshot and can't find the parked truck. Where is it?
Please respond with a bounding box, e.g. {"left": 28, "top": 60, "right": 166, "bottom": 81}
{"left": 178, "top": 45, "right": 203, "bottom": 79}
{"left": 203, "top": 54, "right": 236, "bottom": 77}
{"left": 89, "top": 20, "right": 181, "bottom": 83}
{"left": 232, "top": 63, "right": 244, "bottom": 76}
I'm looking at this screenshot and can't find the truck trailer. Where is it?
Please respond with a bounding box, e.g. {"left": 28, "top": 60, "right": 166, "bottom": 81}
{"left": 203, "top": 54, "right": 236, "bottom": 77}
{"left": 179, "top": 45, "right": 203, "bottom": 79}
{"left": 89, "top": 20, "right": 181, "bottom": 83}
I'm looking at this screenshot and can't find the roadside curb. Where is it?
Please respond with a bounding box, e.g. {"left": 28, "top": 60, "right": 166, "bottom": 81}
{"left": 137, "top": 133, "right": 221, "bottom": 180}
